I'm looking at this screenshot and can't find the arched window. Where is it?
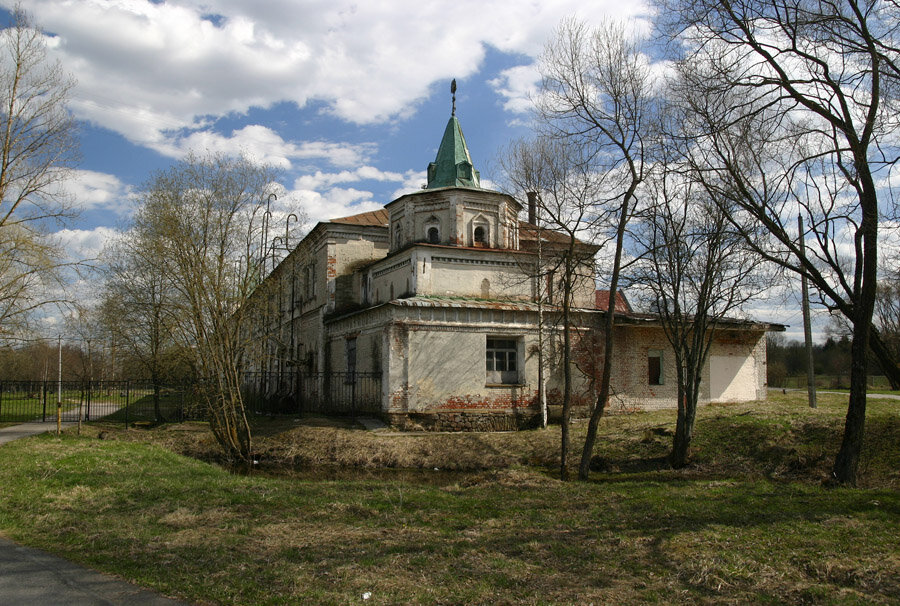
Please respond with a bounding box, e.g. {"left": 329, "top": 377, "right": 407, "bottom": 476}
{"left": 471, "top": 215, "right": 490, "bottom": 247}
{"left": 424, "top": 215, "right": 440, "bottom": 244}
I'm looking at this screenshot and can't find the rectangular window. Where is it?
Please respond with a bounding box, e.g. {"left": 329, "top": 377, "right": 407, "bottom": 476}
{"left": 648, "top": 350, "right": 663, "bottom": 385}
{"left": 487, "top": 337, "right": 520, "bottom": 385}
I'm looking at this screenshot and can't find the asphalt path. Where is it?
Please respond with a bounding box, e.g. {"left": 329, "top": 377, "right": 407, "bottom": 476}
{"left": 0, "top": 423, "right": 191, "bottom": 605}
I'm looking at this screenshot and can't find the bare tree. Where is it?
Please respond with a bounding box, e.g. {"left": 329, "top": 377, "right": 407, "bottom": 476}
{"left": 0, "top": 6, "right": 78, "bottom": 339}
{"left": 133, "top": 152, "right": 280, "bottom": 463}
{"left": 100, "top": 227, "right": 186, "bottom": 421}
{"left": 633, "top": 157, "right": 770, "bottom": 467}
{"left": 501, "top": 135, "right": 601, "bottom": 480}
{"left": 662, "top": 0, "right": 900, "bottom": 484}
{"left": 530, "top": 17, "right": 657, "bottom": 480}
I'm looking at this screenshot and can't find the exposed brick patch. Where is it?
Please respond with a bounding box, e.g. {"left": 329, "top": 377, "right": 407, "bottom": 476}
{"left": 434, "top": 390, "right": 538, "bottom": 411}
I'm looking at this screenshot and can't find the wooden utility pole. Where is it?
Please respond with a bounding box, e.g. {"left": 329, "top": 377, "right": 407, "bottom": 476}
{"left": 799, "top": 215, "right": 817, "bottom": 408}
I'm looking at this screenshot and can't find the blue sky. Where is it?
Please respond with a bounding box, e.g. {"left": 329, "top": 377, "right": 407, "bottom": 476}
{"left": 0, "top": 0, "right": 816, "bottom": 341}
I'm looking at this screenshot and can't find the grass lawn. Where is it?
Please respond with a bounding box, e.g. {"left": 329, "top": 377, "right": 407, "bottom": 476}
{"left": 0, "top": 392, "right": 898, "bottom": 604}
{"left": 0, "top": 390, "right": 81, "bottom": 423}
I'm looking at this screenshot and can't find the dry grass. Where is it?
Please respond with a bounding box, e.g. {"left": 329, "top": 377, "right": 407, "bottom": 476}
{"left": 86, "top": 390, "right": 900, "bottom": 489}
{"left": 0, "top": 392, "right": 898, "bottom": 604}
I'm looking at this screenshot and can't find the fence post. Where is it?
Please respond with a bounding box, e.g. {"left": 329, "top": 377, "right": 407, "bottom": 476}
{"left": 77, "top": 382, "right": 83, "bottom": 435}
{"left": 42, "top": 381, "right": 47, "bottom": 422}
{"left": 0, "top": 381, "right": 3, "bottom": 422}
{"left": 124, "top": 381, "right": 130, "bottom": 429}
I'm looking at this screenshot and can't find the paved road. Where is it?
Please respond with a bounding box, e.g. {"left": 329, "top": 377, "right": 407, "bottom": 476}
{"left": 0, "top": 424, "right": 192, "bottom": 605}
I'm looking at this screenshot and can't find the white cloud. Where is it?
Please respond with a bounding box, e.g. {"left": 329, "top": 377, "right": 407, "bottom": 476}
{"left": 9, "top": 0, "right": 653, "bottom": 155}
{"left": 489, "top": 64, "right": 541, "bottom": 115}
{"left": 290, "top": 186, "right": 383, "bottom": 227}
{"left": 293, "top": 166, "right": 411, "bottom": 191}
{"left": 64, "top": 170, "right": 133, "bottom": 214}
{"left": 55, "top": 226, "right": 118, "bottom": 263}
{"left": 390, "top": 171, "right": 429, "bottom": 200}
{"left": 152, "top": 125, "right": 376, "bottom": 168}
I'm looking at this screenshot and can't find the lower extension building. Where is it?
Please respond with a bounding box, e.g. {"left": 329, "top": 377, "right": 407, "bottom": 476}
{"left": 244, "top": 106, "right": 779, "bottom": 430}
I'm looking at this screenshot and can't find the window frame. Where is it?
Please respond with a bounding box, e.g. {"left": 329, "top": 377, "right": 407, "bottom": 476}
{"left": 486, "top": 336, "right": 522, "bottom": 385}
{"left": 648, "top": 349, "right": 664, "bottom": 386}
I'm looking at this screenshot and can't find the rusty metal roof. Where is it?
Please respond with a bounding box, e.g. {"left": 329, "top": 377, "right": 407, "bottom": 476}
{"left": 329, "top": 208, "right": 389, "bottom": 227}
{"left": 595, "top": 289, "right": 632, "bottom": 313}
{"left": 390, "top": 295, "right": 544, "bottom": 312}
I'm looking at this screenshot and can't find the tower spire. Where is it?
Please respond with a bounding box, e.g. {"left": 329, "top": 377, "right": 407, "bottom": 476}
{"left": 451, "top": 79, "right": 457, "bottom": 117}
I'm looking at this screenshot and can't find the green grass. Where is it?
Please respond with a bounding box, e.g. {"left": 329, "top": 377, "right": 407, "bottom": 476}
{"left": 0, "top": 392, "right": 898, "bottom": 604}
{"left": 0, "top": 390, "right": 81, "bottom": 423}
{"left": 101, "top": 390, "right": 197, "bottom": 423}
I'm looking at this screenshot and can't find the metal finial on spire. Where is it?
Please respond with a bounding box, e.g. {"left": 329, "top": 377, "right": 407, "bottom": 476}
{"left": 451, "top": 79, "right": 457, "bottom": 116}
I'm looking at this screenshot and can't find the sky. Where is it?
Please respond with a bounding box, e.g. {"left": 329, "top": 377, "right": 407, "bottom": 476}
{"left": 0, "top": 0, "right": 818, "bottom": 342}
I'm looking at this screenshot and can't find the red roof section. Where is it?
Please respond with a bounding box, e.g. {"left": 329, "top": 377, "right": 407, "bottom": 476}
{"left": 330, "top": 209, "right": 389, "bottom": 227}
{"left": 595, "top": 289, "right": 632, "bottom": 313}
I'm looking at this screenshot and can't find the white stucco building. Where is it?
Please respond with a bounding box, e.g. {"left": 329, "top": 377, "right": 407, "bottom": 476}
{"left": 244, "top": 108, "right": 779, "bottom": 430}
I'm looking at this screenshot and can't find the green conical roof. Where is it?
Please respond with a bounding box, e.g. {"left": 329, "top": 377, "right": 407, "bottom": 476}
{"left": 426, "top": 116, "right": 481, "bottom": 189}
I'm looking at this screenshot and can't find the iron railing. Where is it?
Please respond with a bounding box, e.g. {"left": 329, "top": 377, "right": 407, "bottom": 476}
{"left": 242, "top": 370, "right": 382, "bottom": 415}
{"left": 1, "top": 372, "right": 384, "bottom": 426}
{"left": 0, "top": 380, "right": 204, "bottom": 426}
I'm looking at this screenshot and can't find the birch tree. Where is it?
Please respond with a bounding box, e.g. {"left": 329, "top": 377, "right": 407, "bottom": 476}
{"left": 133, "top": 153, "right": 279, "bottom": 463}
{"left": 0, "top": 6, "right": 78, "bottom": 338}
{"left": 530, "top": 17, "right": 657, "bottom": 480}
{"left": 501, "top": 136, "right": 600, "bottom": 481}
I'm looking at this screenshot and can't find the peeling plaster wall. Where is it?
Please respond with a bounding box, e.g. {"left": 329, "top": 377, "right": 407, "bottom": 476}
{"left": 325, "top": 302, "right": 770, "bottom": 429}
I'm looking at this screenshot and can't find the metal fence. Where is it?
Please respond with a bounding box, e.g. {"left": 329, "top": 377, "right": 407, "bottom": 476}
{"left": 242, "top": 371, "right": 383, "bottom": 416}
{"left": 1, "top": 372, "right": 384, "bottom": 426}
{"left": 0, "top": 381, "right": 204, "bottom": 425}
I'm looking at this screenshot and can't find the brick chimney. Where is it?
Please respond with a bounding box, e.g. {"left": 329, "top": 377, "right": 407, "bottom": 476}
{"left": 526, "top": 191, "right": 538, "bottom": 225}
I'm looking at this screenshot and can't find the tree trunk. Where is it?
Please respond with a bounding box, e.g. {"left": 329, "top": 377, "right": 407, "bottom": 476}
{"left": 832, "top": 174, "right": 878, "bottom": 484}
{"left": 832, "top": 323, "right": 869, "bottom": 485}
{"left": 670, "top": 394, "right": 693, "bottom": 468}
{"left": 868, "top": 328, "right": 900, "bottom": 390}
{"left": 560, "top": 305, "right": 572, "bottom": 482}
{"left": 152, "top": 379, "right": 165, "bottom": 423}
{"left": 578, "top": 188, "right": 632, "bottom": 481}
{"left": 670, "top": 420, "right": 690, "bottom": 469}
